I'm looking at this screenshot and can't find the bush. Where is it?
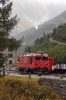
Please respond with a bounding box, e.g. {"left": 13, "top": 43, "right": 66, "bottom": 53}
{"left": 0, "top": 76, "right": 63, "bottom": 100}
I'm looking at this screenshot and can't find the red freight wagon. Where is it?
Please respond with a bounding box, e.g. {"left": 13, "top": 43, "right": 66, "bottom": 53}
{"left": 18, "top": 53, "right": 54, "bottom": 74}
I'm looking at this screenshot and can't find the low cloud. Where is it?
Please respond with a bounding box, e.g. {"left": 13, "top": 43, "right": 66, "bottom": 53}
{"left": 10, "top": 0, "right": 66, "bottom": 33}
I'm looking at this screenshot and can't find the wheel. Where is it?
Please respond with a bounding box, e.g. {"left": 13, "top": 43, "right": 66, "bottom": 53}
{"left": 43, "top": 68, "right": 50, "bottom": 74}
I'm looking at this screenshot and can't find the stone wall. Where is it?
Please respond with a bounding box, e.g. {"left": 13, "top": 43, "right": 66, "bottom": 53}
{"left": 40, "top": 78, "right": 66, "bottom": 99}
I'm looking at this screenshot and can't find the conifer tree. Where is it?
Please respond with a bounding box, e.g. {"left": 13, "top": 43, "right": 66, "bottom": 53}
{"left": 0, "top": 0, "right": 23, "bottom": 51}
{"left": 0, "top": 0, "right": 23, "bottom": 73}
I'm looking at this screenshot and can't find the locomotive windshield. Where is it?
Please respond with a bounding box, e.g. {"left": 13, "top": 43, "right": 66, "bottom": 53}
{"left": 35, "top": 56, "right": 48, "bottom": 61}
{"left": 42, "top": 57, "right": 48, "bottom": 61}
{"left": 35, "top": 57, "right": 41, "bottom": 61}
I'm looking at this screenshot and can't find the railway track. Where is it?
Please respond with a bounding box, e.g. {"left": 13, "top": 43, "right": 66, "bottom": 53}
{"left": 1, "top": 66, "right": 66, "bottom": 79}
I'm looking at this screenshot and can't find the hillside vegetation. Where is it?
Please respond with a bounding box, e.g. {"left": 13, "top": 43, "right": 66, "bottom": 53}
{"left": 52, "top": 23, "right": 66, "bottom": 43}
{"left": 25, "top": 24, "right": 66, "bottom": 64}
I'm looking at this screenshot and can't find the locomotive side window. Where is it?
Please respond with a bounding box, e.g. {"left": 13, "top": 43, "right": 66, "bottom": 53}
{"left": 20, "top": 57, "right": 22, "bottom": 64}
{"left": 24, "top": 57, "right": 28, "bottom": 64}
{"left": 30, "top": 57, "right": 33, "bottom": 64}
{"left": 42, "top": 57, "right": 48, "bottom": 61}
{"left": 35, "top": 57, "right": 41, "bottom": 61}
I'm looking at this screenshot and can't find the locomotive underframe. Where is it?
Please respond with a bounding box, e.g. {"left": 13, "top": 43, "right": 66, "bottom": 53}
{"left": 18, "top": 67, "right": 51, "bottom": 74}
{"left": 19, "top": 66, "right": 66, "bottom": 74}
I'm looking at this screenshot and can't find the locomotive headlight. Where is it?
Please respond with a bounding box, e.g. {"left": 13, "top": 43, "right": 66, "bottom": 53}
{"left": 52, "top": 66, "right": 54, "bottom": 70}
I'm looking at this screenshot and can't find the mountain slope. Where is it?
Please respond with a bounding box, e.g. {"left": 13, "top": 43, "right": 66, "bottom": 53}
{"left": 31, "top": 38, "right": 66, "bottom": 64}
{"left": 30, "top": 24, "right": 66, "bottom": 63}
{"left": 15, "top": 10, "right": 66, "bottom": 54}
{"left": 15, "top": 10, "right": 66, "bottom": 45}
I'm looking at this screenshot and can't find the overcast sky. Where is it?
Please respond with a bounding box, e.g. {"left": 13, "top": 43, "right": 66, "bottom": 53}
{"left": 11, "top": 0, "right": 66, "bottom": 32}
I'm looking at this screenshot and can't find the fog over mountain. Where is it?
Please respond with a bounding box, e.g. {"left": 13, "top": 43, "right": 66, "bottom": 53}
{"left": 11, "top": 0, "right": 66, "bottom": 35}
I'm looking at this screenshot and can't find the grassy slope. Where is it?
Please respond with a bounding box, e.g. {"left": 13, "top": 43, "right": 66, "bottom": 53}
{"left": 0, "top": 76, "right": 63, "bottom": 100}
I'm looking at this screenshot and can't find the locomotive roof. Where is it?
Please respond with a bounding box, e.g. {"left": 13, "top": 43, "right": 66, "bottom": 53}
{"left": 23, "top": 53, "right": 48, "bottom": 57}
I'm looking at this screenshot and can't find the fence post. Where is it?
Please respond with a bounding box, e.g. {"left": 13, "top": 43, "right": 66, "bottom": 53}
{"left": 29, "top": 72, "right": 31, "bottom": 79}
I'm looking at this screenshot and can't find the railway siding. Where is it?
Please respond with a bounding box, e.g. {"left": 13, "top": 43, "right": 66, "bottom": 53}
{"left": 40, "top": 78, "right": 66, "bottom": 99}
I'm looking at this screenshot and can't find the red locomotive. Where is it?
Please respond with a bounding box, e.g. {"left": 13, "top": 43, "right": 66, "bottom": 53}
{"left": 18, "top": 53, "right": 54, "bottom": 74}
